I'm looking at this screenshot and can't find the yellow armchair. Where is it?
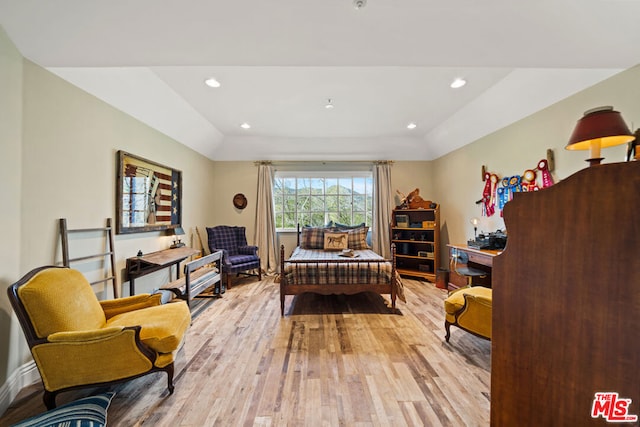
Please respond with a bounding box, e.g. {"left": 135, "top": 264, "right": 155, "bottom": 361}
{"left": 443, "top": 285, "right": 492, "bottom": 342}
{"left": 7, "top": 266, "right": 191, "bottom": 409}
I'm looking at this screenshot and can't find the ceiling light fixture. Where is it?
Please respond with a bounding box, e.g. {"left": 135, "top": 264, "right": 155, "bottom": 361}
{"left": 353, "top": 0, "right": 367, "bottom": 10}
{"left": 450, "top": 78, "right": 466, "bottom": 89}
{"left": 407, "top": 122, "right": 417, "bottom": 130}
{"left": 240, "top": 122, "right": 251, "bottom": 129}
{"left": 325, "top": 98, "right": 335, "bottom": 109}
{"left": 204, "top": 77, "right": 221, "bottom": 88}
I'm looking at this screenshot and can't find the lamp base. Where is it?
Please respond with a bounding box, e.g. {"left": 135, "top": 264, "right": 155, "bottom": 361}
{"left": 170, "top": 242, "right": 185, "bottom": 249}
{"left": 586, "top": 157, "right": 604, "bottom": 167}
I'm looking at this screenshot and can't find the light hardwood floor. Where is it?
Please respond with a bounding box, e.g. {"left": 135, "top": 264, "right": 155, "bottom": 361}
{"left": 1, "top": 277, "right": 491, "bottom": 426}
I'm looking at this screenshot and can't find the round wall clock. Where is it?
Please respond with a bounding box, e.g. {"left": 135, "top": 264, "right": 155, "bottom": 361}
{"left": 233, "top": 193, "right": 247, "bottom": 209}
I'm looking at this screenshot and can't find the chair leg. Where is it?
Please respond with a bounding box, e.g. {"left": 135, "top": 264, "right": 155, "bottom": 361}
{"left": 445, "top": 321, "right": 452, "bottom": 342}
{"left": 258, "top": 268, "right": 262, "bottom": 281}
{"left": 43, "top": 390, "right": 57, "bottom": 410}
{"left": 226, "top": 274, "right": 232, "bottom": 289}
{"left": 164, "top": 362, "right": 175, "bottom": 394}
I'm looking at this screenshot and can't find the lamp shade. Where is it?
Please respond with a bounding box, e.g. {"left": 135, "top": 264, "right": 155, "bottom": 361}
{"left": 566, "top": 106, "right": 634, "bottom": 151}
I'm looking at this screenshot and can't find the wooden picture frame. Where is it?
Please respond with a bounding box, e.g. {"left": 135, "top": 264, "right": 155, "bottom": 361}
{"left": 116, "top": 151, "right": 182, "bottom": 234}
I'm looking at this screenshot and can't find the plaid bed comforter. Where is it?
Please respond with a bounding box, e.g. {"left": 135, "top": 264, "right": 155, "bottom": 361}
{"left": 283, "top": 247, "right": 393, "bottom": 285}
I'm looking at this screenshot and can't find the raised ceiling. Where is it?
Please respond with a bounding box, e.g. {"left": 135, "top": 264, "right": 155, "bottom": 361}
{"left": 1, "top": 0, "right": 638, "bottom": 161}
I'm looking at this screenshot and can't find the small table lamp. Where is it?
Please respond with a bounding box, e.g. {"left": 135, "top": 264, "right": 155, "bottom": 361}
{"left": 167, "top": 227, "right": 186, "bottom": 248}
{"left": 470, "top": 217, "right": 479, "bottom": 239}
{"left": 566, "top": 106, "right": 635, "bottom": 166}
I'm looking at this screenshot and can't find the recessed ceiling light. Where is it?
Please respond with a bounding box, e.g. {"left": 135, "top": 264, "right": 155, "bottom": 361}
{"left": 450, "top": 78, "right": 466, "bottom": 89}
{"left": 353, "top": 0, "right": 367, "bottom": 9}
{"left": 204, "top": 77, "right": 221, "bottom": 88}
{"left": 407, "top": 122, "right": 417, "bottom": 130}
{"left": 325, "top": 98, "right": 334, "bottom": 109}
{"left": 240, "top": 122, "right": 251, "bottom": 129}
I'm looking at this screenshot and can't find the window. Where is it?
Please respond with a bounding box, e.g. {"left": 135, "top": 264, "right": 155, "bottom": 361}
{"left": 274, "top": 172, "right": 373, "bottom": 231}
{"left": 122, "top": 176, "right": 152, "bottom": 227}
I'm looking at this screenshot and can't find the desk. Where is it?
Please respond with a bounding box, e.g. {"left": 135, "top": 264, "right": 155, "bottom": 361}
{"left": 447, "top": 244, "right": 502, "bottom": 290}
{"left": 125, "top": 247, "right": 199, "bottom": 295}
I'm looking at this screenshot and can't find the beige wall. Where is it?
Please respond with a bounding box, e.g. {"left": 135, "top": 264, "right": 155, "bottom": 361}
{"left": 0, "top": 25, "right": 25, "bottom": 391}
{"left": 0, "top": 28, "right": 219, "bottom": 406}
{"left": 20, "top": 60, "right": 219, "bottom": 294}
{"left": 207, "top": 162, "right": 260, "bottom": 248}
{"left": 433, "top": 65, "right": 639, "bottom": 263}
{"left": 391, "top": 161, "right": 434, "bottom": 206}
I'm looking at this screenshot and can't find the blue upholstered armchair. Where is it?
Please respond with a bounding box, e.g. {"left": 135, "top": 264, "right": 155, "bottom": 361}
{"left": 206, "top": 225, "right": 261, "bottom": 289}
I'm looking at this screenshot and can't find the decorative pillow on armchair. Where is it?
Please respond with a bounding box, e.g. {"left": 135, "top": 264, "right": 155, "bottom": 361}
{"left": 11, "top": 392, "right": 115, "bottom": 427}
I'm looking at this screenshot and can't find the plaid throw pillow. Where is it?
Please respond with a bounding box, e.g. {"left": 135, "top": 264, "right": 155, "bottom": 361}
{"left": 346, "top": 226, "right": 370, "bottom": 250}
{"left": 300, "top": 227, "right": 326, "bottom": 249}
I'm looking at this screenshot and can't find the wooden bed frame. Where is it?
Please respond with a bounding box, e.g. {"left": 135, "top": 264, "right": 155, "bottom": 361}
{"left": 279, "top": 243, "right": 397, "bottom": 316}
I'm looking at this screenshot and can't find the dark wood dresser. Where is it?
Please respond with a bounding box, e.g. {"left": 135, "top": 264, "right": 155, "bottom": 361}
{"left": 491, "top": 161, "right": 639, "bottom": 426}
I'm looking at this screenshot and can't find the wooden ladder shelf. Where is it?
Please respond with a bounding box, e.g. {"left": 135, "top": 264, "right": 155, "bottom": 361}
{"left": 59, "top": 218, "right": 119, "bottom": 298}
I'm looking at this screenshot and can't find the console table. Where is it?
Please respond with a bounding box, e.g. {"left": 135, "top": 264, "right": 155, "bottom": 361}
{"left": 125, "top": 246, "right": 199, "bottom": 295}
{"left": 446, "top": 244, "right": 502, "bottom": 289}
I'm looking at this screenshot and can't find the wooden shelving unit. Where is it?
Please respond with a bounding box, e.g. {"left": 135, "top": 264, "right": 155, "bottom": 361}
{"left": 391, "top": 206, "right": 440, "bottom": 282}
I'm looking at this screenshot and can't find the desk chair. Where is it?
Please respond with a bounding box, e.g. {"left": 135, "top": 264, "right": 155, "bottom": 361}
{"left": 450, "top": 248, "right": 487, "bottom": 286}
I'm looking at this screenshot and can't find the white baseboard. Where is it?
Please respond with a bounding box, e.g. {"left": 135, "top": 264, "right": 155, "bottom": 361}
{"left": 0, "top": 361, "right": 40, "bottom": 416}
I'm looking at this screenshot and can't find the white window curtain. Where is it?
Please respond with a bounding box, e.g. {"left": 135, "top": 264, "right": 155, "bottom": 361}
{"left": 255, "top": 162, "right": 278, "bottom": 274}
{"left": 372, "top": 162, "right": 393, "bottom": 258}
